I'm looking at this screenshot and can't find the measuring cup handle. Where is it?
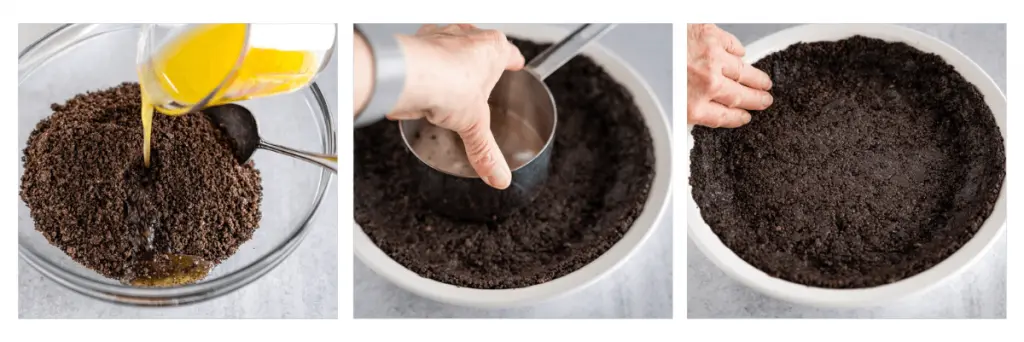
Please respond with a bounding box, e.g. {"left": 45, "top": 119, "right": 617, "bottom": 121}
{"left": 526, "top": 24, "right": 617, "bottom": 80}
{"left": 260, "top": 141, "right": 338, "bottom": 173}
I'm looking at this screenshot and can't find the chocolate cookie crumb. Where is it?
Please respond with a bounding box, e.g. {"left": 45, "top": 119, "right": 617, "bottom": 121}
{"left": 690, "top": 36, "right": 1005, "bottom": 288}
{"left": 19, "top": 82, "right": 263, "bottom": 285}
{"left": 355, "top": 38, "right": 656, "bottom": 289}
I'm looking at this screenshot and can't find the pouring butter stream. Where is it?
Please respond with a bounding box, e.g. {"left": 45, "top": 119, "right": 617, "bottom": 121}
{"left": 138, "top": 24, "right": 333, "bottom": 168}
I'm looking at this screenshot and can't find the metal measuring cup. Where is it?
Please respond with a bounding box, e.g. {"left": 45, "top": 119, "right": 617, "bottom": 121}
{"left": 399, "top": 24, "right": 616, "bottom": 221}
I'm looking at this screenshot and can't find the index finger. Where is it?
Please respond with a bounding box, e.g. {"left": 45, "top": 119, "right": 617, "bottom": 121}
{"left": 504, "top": 42, "right": 526, "bottom": 71}
{"left": 479, "top": 29, "right": 525, "bottom": 71}
{"left": 736, "top": 64, "right": 772, "bottom": 91}
{"left": 719, "top": 53, "right": 773, "bottom": 91}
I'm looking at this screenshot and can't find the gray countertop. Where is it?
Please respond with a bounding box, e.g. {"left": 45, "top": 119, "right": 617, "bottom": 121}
{"left": 17, "top": 24, "right": 339, "bottom": 318}
{"left": 688, "top": 24, "right": 1007, "bottom": 319}
{"left": 354, "top": 23, "right": 673, "bottom": 318}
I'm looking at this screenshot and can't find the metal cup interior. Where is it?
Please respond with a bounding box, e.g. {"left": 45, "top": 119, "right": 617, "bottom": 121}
{"left": 399, "top": 69, "right": 557, "bottom": 221}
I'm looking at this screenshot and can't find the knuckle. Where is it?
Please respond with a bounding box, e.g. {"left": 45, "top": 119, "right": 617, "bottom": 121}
{"left": 471, "top": 29, "right": 503, "bottom": 44}
{"left": 714, "top": 111, "right": 732, "bottom": 128}
{"left": 428, "top": 112, "right": 453, "bottom": 127}
{"left": 719, "top": 51, "right": 739, "bottom": 67}
{"left": 728, "top": 94, "right": 742, "bottom": 108}
{"left": 734, "top": 63, "right": 747, "bottom": 82}
{"left": 467, "top": 141, "right": 491, "bottom": 163}
{"left": 483, "top": 29, "right": 507, "bottom": 42}
{"left": 706, "top": 75, "right": 724, "bottom": 94}
{"left": 696, "top": 24, "right": 716, "bottom": 38}
{"left": 441, "top": 24, "right": 461, "bottom": 33}
{"left": 757, "top": 92, "right": 773, "bottom": 109}
{"left": 470, "top": 150, "right": 495, "bottom": 169}
{"left": 706, "top": 116, "right": 722, "bottom": 128}
{"left": 722, "top": 37, "right": 736, "bottom": 50}
{"left": 747, "top": 89, "right": 763, "bottom": 105}
{"left": 480, "top": 30, "right": 509, "bottom": 52}
{"left": 707, "top": 59, "right": 724, "bottom": 73}
{"left": 462, "top": 134, "right": 493, "bottom": 164}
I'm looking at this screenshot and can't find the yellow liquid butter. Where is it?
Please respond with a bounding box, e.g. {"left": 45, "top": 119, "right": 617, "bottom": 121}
{"left": 137, "top": 24, "right": 335, "bottom": 166}
{"left": 141, "top": 97, "right": 153, "bottom": 166}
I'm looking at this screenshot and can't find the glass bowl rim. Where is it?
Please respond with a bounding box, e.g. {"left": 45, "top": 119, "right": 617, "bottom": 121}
{"left": 17, "top": 23, "right": 336, "bottom": 307}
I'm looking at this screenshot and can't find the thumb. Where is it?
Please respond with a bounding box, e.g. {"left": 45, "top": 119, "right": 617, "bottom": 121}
{"left": 458, "top": 102, "right": 511, "bottom": 190}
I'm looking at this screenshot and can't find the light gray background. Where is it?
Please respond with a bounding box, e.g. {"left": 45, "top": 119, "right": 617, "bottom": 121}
{"left": 688, "top": 24, "right": 1007, "bottom": 319}
{"left": 18, "top": 24, "right": 339, "bottom": 319}
{"left": 354, "top": 23, "right": 673, "bottom": 318}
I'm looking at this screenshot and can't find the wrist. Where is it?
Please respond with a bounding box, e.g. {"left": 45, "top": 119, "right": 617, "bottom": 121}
{"left": 353, "top": 24, "right": 406, "bottom": 127}
{"left": 394, "top": 35, "right": 439, "bottom": 113}
{"left": 353, "top": 33, "right": 373, "bottom": 115}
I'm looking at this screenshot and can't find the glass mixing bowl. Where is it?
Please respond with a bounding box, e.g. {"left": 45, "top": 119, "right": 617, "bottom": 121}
{"left": 17, "top": 24, "right": 335, "bottom": 306}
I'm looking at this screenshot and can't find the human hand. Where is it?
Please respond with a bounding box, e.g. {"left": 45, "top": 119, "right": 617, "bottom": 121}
{"left": 687, "top": 24, "right": 773, "bottom": 128}
{"left": 388, "top": 24, "right": 525, "bottom": 189}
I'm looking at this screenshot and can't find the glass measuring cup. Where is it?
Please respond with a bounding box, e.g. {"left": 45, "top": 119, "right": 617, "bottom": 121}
{"left": 136, "top": 24, "right": 337, "bottom": 116}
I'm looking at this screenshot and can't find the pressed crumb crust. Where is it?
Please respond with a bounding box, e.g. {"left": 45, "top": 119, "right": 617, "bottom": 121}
{"left": 690, "top": 36, "right": 1005, "bottom": 288}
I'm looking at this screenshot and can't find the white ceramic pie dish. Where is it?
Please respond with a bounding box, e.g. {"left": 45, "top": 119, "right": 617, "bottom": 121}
{"left": 687, "top": 24, "right": 1007, "bottom": 308}
{"left": 355, "top": 24, "right": 672, "bottom": 308}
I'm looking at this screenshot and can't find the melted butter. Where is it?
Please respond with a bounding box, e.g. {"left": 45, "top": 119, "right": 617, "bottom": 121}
{"left": 141, "top": 95, "right": 154, "bottom": 168}
{"left": 128, "top": 253, "right": 214, "bottom": 287}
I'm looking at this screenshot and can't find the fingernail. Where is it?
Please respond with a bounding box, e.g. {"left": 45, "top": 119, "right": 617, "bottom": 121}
{"left": 744, "top": 113, "right": 752, "bottom": 124}
{"left": 761, "top": 94, "right": 773, "bottom": 107}
{"left": 765, "top": 79, "right": 773, "bottom": 90}
{"left": 483, "top": 174, "right": 509, "bottom": 190}
{"left": 484, "top": 166, "right": 512, "bottom": 190}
